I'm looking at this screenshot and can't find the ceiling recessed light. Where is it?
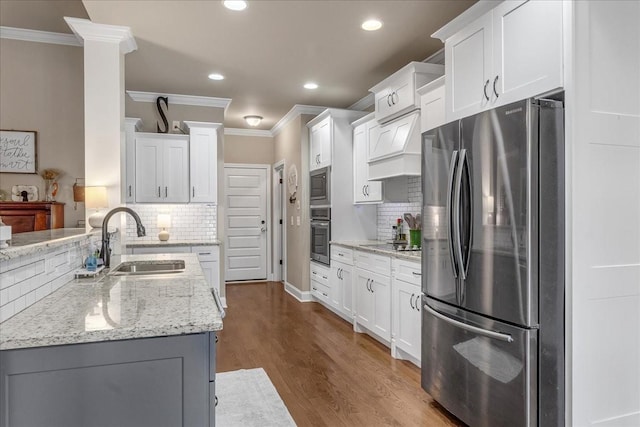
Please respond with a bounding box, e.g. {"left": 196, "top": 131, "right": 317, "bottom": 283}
{"left": 208, "top": 73, "right": 224, "bottom": 81}
{"left": 361, "top": 19, "right": 383, "bottom": 31}
{"left": 223, "top": 1, "right": 247, "bottom": 11}
{"left": 304, "top": 82, "right": 318, "bottom": 90}
{"left": 244, "top": 115, "right": 263, "bottom": 127}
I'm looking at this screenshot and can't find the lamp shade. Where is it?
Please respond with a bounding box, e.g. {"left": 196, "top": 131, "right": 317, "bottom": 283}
{"left": 85, "top": 186, "right": 108, "bottom": 209}
{"left": 157, "top": 214, "right": 171, "bottom": 228}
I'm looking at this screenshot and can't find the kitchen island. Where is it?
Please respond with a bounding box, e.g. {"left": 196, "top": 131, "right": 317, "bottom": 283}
{"left": 0, "top": 253, "right": 223, "bottom": 427}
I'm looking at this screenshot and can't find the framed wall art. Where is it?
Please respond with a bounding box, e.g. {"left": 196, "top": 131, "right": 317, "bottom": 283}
{"left": 0, "top": 130, "right": 38, "bottom": 174}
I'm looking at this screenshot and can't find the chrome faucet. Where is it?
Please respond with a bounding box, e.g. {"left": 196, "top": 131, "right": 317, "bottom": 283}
{"left": 100, "top": 207, "right": 146, "bottom": 268}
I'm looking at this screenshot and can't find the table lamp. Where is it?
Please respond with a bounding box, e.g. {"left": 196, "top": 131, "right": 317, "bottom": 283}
{"left": 85, "top": 186, "right": 108, "bottom": 229}
{"left": 157, "top": 214, "right": 171, "bottom": 241}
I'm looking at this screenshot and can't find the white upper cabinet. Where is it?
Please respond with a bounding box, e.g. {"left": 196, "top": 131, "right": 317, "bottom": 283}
{"left": 438, "top": 0, "right": 563, "bottom": 122}
{"left": 309, "top": 116, "right": 331, "bottom": 171}
{"left": 417, "top": 76, "right": 446, "bottom": 133}
{"left": 135, "top": 133, "right": 189, "bottom": 203}
{"left": 184, "top": 122, "right": 220, "bottom": 203}
{"left": 492, "top": 0, "right": 563, "bottom": 105}
{"left": 370, "top": 62, "right": 444, "bottom": 124}
{"left": 352, "top": 115, "right": 383, "bottom": 204}
{"left": 124, "top": 118, "right": 142, "bottom": 203}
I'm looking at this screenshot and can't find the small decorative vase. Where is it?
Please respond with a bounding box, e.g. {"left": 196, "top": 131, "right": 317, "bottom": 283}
{"left": 44, "top": 179, "right": 57, "bottom": 201}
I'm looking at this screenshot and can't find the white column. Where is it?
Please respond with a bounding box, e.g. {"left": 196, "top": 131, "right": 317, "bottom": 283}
{"left": 64, "top": 17, "right": 136, "bottom": 231}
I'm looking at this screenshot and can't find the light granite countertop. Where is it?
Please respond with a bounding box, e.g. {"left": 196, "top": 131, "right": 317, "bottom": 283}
{"left": 126, "top": 240, "right": 221, "bottom": 248}
{"left": 0, "top": 228, "right": 98, "bottom": 261}
{"left": 0, "top": 253, "right": 223, "bottom": 351}
{"left": 331, "top": 240, "right": 422, "bottom": 261}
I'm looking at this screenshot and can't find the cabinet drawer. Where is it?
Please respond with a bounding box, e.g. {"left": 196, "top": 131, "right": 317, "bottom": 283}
{"left": 393, "top": 258, "right": 422, "bottom": 286}
{"left": 331, "top": 245, "right": 353, "bottom": 264}
{"left": 310, "top": 262, "right": 330, "bottom": 286}
{"left": 355, "top": 250, "right": 391, "bottom": 276}
{"left": 192, "top": 246, "right": 219, "bottom": 262}
{"left": 311, "top": 279, "right": 331, "bottom": 303}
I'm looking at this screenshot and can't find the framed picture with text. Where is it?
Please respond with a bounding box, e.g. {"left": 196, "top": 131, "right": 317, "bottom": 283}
{"left": 0, "top": 130, "right": 38, "bottom": 174}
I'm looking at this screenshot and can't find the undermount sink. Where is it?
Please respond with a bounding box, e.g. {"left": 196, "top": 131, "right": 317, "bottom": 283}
{"left": 108, "top": 260, "right": 186, "bottom": 276}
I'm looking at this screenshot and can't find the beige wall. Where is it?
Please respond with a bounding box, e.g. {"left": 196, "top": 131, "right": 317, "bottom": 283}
{"left": 273, "top": 113, "right": 315, "bottom": 291}
{"left": 125, "top": 98, "right": 224, "bottom": 132}
{"left": 224, "top": 134, "right": 274, "bottom": 165}
{"left": 0, "top": 39, "right": 85, "bottom": 228}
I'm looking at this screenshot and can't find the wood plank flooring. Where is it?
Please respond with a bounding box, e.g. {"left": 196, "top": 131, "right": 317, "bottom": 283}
{"left": 217, "top": 282, "right": 464, "bottom": 427}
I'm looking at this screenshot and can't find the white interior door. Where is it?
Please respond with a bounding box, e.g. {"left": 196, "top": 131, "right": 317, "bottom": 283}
{"left": 224, "top": 166, "right": 268, "bottom": 281}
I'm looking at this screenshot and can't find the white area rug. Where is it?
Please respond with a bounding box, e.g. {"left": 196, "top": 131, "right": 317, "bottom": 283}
{"left": 216, "top": 368, "right": 297, "bottom": 427}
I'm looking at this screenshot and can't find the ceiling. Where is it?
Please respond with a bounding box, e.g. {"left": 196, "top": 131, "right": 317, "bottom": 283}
{"left": 1, "top": 0, "right": 475, "bottom": 130}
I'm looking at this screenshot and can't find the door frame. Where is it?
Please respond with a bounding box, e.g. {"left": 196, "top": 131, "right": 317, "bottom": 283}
{"left": 273, "top": 160, "right": 286, "bottom": 283}
{"left": 223, "top": 163, "right": 272, "bottom": 282}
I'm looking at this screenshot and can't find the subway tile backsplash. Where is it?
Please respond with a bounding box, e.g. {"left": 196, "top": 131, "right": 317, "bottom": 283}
{"left": 125, "top": 204, "right": 217, "bottom": 242}
{"left": 377, "top": 176, "right": 445, "bottom": 242}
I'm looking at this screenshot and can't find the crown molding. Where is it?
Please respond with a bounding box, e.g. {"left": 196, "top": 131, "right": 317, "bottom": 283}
{"left": 348, "top": 93, "right": 375, "bottom": 111}
{"left": 0, "top": 26, "right": 81, "bottom": 46}
{"left": 224, "top": 128, "right": 273, "bottom": 138}
{"left": 431, "top": 0, "right": 501, "bottom": 42}
{"left": 271, "top": 104, "right": 327, "bottom": 136}
{"left": 127, "top": 91, "right": 232, "bottom": 113}
{"left": 64, "top": 17, "right": 137, "bottom": 54}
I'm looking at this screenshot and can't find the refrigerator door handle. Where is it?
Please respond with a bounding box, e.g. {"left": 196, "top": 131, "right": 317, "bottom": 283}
{"left": 447, "top": 150, "right": 460, "bottom": 281}
{"left": 424, "top": 303, "right": 514, "bottom": 343}
{"left": 460, "top": 149, "right": 473, "bottom": 280}
{"left": 453, "top": 149, "right": 467, "bottom": 282}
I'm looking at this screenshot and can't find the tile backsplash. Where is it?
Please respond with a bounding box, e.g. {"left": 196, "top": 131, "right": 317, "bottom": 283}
{"left": 377, "top": 176, "right": 444, "bottom": 241}
{"left": 125, "top": 204, "right": 217, "bottom": 242}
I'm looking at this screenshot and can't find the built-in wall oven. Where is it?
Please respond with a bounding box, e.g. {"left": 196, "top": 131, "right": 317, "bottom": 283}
{"left": 310, "top": 207, "right": 330, "bottom": 265}
{"left": 310, "top": 167, "right": 330, "bottom": 206}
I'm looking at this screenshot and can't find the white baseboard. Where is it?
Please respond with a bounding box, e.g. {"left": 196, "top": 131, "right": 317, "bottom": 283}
{"left": 284, "top": 281, "right": 313, "bottom": 302}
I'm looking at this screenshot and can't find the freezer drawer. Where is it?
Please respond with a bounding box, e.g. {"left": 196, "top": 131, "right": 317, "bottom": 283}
{"left": 421, "top": 298, "right": 537, "bottom": 427}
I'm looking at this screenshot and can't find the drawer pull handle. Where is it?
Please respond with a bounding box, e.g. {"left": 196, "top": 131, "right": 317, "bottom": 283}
{"left": 199, "top": 252, "right": 212, "bottom": 256}
{"left": 412, "top": 272, "right": 422, "bottom": 276}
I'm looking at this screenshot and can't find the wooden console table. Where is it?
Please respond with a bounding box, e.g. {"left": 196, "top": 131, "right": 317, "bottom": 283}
{"left": 0, "top": 202, "right": 65, "bottom": 233}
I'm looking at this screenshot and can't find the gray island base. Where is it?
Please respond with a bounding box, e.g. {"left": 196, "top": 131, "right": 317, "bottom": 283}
{"left": 0, "top": 253, "right": 221, "bottom": 427}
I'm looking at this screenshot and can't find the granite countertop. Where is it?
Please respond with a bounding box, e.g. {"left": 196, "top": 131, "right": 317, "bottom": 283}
{"left": 331, "top": 240, "right": 422, "bottom": 261}
{"left": 0, "top": 253, "right": 223, "bottom": 351}
{"left": 126, "top": 240, "right": 221, "bottom": 248}
{"left": 0, "top": 228, "right": 97, "bottom": 261}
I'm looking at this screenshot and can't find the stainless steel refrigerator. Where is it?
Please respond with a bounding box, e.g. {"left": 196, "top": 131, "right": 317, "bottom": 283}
{"left": 420, "top": 97, "right": 565, "bottom": 427}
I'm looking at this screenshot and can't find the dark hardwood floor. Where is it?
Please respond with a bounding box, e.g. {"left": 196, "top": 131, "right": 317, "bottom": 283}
{"left": 217, "top": 281, "right": 464, "bottom": 427}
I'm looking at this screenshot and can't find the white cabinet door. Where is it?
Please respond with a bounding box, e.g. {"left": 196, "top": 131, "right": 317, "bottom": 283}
{"left": 353, "top": 121, "right": 383, "bottom": 204}
{"left": 392, "top": 279, "right": 421, "bottom": 361}
{"left": 445, "top": 11, "right": 493, "bottom": 121}
{"left": 189, "top": 128, "right": 217, "bottom": 203}
{"left": 355, "top": 269, "right": 374, "bottom": 329}
{"left": 163, "top": 139, "right": 189, "bottom": 203}
{"left": 124, "top": 118, "right": 141, "bottom": 203}
{"left": 135, "top": 134, "right": 189, "bottom": 203}
{"left": 420, "top": 78, "right": 446, "bottom": 133}
{"left": 135, "top": 138, "right": 163, "bottom": 203}
{"left": 374, "top": 75, "right": 415, "bottom": 123}
{"left": 492, "top": 0, "right": 563, "bottom": 105}
{"left": 370, "top": 270, "right": 391, "bottom": 341}
{"left": 332, "top": 260, "right": 353, "bottom": 318}
{"left": 310, "top": 116, "right": 331, "bottom": 171}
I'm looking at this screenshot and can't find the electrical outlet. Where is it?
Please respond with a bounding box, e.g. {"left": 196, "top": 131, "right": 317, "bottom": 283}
{"left": 172, "top": 121, "right": 181, "bottom": 131}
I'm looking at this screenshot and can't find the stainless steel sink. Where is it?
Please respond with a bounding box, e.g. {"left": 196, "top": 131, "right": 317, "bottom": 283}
{"left": 108, "top": 260, "right": 186, "bottom": 276}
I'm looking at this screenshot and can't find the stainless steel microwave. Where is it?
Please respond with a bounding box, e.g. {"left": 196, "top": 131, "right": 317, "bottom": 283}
{"left": 310, "top": 167, "right": 330, "bottom": 206}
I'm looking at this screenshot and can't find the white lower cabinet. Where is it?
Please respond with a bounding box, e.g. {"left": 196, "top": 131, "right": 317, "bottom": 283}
{"left": 355, "top": 252, "right": 391, "bottom": 343}
{"left": 310, "top": 262, "right": 331, "bottom": 305}
{"left": 391, "top": 259, "right": 422, "bottom": 365}
{"left": 330, "top": 260, "right": 354, "bottom": 319}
